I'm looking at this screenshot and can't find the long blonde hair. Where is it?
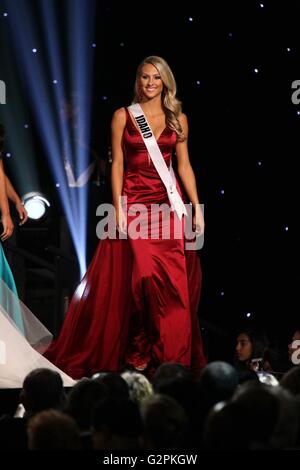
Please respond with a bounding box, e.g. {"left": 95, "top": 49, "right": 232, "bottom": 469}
{"left": 133, "top": 56, "right": 185, "bottom": 142}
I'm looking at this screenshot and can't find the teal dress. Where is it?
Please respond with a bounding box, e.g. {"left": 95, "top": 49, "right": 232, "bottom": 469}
{"left": 0, "top": 241, "right": 24, "bottom": 334}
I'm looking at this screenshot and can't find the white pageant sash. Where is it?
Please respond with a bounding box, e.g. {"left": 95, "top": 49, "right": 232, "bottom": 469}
{"left": 128, "top": 104, "right": 187, "bottom": 220}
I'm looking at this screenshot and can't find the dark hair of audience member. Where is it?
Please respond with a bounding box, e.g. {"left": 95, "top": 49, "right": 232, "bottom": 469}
{"left": 27, "top": 410, "right": 81, "bottom": 450}
{"left": 20, "top": 369, "right": 64, "bottom": 416}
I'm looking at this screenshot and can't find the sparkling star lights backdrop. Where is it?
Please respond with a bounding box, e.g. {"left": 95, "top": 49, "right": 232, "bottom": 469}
{"left": 0, "top": 0, "right": 298, "bottom": 357}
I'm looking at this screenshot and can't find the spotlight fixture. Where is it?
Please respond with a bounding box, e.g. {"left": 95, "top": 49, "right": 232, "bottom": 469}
{"left": 21, "top": 192, "right": 50, "bottom": 220}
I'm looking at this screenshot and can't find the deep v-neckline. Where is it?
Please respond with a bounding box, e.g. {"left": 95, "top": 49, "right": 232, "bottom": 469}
{"left": 127, "top": 108, "right": 167, "bottom": 143}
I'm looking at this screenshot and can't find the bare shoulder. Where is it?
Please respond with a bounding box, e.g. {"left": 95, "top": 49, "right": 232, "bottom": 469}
{"left": 178, "top": 112, "right": 188, "bottom": 126}
{"left": 111, "top": 108, "right": 127, "bottom": 134}
{"left": 112, "top": 107, "right": 127, "bottom": 124}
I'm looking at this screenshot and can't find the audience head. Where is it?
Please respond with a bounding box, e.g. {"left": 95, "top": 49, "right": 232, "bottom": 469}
{"left": 92, "top": 397, "right": 142, "bottom": 450}
{"left": 20, "top": 368, "right": 64, "bottom": 415}
{"left": 93, "top": 372, "right": 129, "bottom": 399}
{"left": 121, "top": 371, "right": 153, "bottom": 405}
{"left": 140, "top": 394, "right": 189, "bottom": 450}
{"left": 27, "top": 410, "right": 81, "bottom": 450}
{"left": 152, "top": 363, "right": 191, "bottom": 390}
{"left": 199, "top": 361, "right": 239, "bottom": 404}
{"left": 64, "top": 378, "right": 108, "bottom": 431}
{"left": 235, "top": 326, "right": 269, "bottom": 371}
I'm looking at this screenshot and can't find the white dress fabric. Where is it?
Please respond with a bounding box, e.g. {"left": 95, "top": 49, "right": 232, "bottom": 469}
{"left": 0, "top": 279, "right": 75, "bottom": 388}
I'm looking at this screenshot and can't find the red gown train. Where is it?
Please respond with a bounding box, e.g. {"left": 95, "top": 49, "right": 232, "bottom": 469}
{"left": 44, "top": 108, "right": 207, "bottom": 379}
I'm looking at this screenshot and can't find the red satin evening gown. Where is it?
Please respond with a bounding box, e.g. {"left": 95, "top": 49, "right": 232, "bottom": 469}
{"left": 44, "top": 108, "right": 207, "bottom": 379}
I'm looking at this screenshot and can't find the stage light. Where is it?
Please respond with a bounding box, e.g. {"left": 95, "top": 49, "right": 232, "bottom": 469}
{"left": 4, "top": 0, "right": 96, "bottom": 278}
{"left": 22, "top": 192, "right": 50, "bottom": 220}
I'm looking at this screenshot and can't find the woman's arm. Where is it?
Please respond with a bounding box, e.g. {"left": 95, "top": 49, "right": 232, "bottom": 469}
{"left": 0, "top": 160, "right": 14, "bottom": 240}
{"left": 175, "top": 113, "right": 204, "bottom": 235}
{"left": 5, "top": 175, "right": 28, "bottom": 225}
{"left": 111, "top": 107, "right": 126, "bottom": 232}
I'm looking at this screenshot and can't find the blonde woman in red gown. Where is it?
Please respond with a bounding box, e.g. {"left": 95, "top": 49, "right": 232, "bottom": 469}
{"left": 45, "top": 56, "right": 207, "bottom": 379}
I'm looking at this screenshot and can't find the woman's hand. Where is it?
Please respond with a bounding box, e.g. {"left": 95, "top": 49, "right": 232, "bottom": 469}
{"left": 192, "top": 204, "right": 205, "bottom": 236}
{"left": 15, "top": 202, "right": 28, "bottom": 225}
{"left": 16, "top": 201, "right": 28, "bottom": 225}
{"left": 1, "top": 213, "right": 14, "bottom": 241}
{"left": 116, "top": 206, "right": 127, "bottom": 235}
